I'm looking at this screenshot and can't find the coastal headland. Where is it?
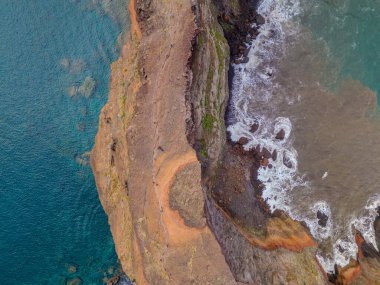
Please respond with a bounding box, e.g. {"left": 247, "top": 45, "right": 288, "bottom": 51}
{"left": 91, "top": 0, "right": 380, "bottom": 284}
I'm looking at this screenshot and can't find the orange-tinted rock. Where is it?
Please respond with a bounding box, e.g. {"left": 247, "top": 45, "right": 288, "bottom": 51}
{"left": 91, "top": 1, "right": 239, "bottom": 284}
{"left": 261, "top": 158, "right": 269, "bottom": 167}
{"left": 91, "top": 0, "right": 380, "bottom": 284}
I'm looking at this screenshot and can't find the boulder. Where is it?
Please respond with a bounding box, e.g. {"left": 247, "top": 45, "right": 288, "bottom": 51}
{"left": 275, "top": 129, "right": 285, "bottom": 140}
{"left": 262, "top": 147, "right": 272, "bottom": 159}
{"left": 255, "top": 14, "right": 265, "bottom": 26}
{"left": 317, "top": 211, "right": 329, "bottom": 227}
{"left": 250, "top": 122, "right": 259, "bottom": 133}
{"left": 238, "top": 137, "right": 249, "bottom": 145}
{"left": 272, "top": 149, "right": 278, "bottom": 161}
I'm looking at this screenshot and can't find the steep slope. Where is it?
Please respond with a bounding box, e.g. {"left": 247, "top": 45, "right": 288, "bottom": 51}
{"left": 91, "top": 0, "right": 380, "bottom": 284}
{"left": 91, "top": 0, "right": 238, "bottom": 284}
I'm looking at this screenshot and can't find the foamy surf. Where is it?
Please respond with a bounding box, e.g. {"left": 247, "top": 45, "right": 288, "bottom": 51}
{"left": 227, "top": 0, "right": 380, "bottom": 273}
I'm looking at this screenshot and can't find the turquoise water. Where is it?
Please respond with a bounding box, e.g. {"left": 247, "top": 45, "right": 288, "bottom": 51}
{"left": 303, "top": 0, "right": 380, "bottom": 103}
{"left": 0, "top": 1, "right": 127, "bottom": 284}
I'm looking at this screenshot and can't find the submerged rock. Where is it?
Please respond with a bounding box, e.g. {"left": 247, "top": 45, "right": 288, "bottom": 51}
{"left": 75, "top": 151, "right": 91, "bottom": 166}
{"left": 65, "top": 277, "right": 82, "bottom": 285}
{"left": 67, "top": 86, "right": 78, "bottom": 97}
{"left": 66, "top": 263, "right": 77, "bottom": 274}
{"left": 283, "top": 155, "right": 293, "bottom": 169}
{"left": 59, "top": 58, "right": 70, "bottom": 70}
{"left": 59, "top": 58, "right": 86, "bottom": 74}
{"left": 79, "top": 76, "right": 96, "bottom": 98}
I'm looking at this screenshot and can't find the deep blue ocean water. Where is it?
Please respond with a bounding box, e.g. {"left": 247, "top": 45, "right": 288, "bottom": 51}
{"left": 0, "top": 1, "right": 127, "bottom": 284}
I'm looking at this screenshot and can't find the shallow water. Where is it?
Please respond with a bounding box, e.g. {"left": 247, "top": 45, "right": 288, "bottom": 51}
{"left": 228, "top": 0, "right": 380, "bottom": 272}
{"left": 0, "top": 0, "right": 129, "bottom": 283}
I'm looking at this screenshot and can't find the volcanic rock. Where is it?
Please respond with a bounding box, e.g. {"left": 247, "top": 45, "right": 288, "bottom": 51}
{"left": 275, "top": 129, "right": 285, "bottom": 140}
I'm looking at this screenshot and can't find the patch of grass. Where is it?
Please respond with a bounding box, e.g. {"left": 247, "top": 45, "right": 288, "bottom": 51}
{"left": 198, "top": 32, "right": 205, "bottom": 48}
{"left": 199, "top": 139, "right": 208, "bottom": 158}
{"left": 202, "top": 113, "right": 216, "bottom": 134}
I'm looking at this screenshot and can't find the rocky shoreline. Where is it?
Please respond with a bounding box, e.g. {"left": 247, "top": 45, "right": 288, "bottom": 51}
{"left": 91, "top": 0, "right": 380, "bottom": 284}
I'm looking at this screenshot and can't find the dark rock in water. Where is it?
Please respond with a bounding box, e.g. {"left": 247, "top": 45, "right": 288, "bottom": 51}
{"left": 241, "top": 56, "right": 249, "bottom": 63}
{"left": 243, "top": 47, "right": 250, "bottom": 57}
{"left": 283, "top": 155, "right": 293, "bottom": 168}
{"left": 358, "top": 210, "right": 380, "bottom": 258}
{"left": 252, "top": 145, "right": 262, "bottom": 160}
{"left": 238, "top": 137, "right": 249, "bottom": 145}
{"left": 275, "top": 129, "right": 285, "bottom": 140}
{"left": 255, "top": 14, "right": 265, "bottom": 26}
{"left": 262, "top": 147, "right": 272, "bottom": 159}
{"left": 65, "top": 277, "right": 82, "bottom": 285}
{"left": 272, "top": 149, "right": 278, "bottom": 161}
{"left": 317, "top": 210, "right": 329, "bottom": 227}
{"left": 250, "top": 122, "right": 259, "bottom": 133}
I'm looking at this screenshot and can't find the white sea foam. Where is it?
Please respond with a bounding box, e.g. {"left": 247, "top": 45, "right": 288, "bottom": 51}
{"left": 228, "top": 0, "right": 304, "bottom": 214}
{"left": 352, "top": 195, "right": 380, "bottom": 252}
{"left": 316, "top": 195, "right": 380, "bottom": 272}
{"left": 227, "top": 0, "right": 380, "bottom": 274}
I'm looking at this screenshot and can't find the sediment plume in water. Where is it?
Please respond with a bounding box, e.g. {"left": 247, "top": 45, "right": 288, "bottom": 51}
{"left": 227, "top": 0, "right": 380, "bottom": 272}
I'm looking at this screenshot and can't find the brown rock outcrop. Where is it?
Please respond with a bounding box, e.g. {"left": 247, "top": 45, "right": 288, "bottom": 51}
{"left": 91, "top": 0, "right": 380, "bottom": 284}
{"left": 91, "top": 0, "right": 239, "bottom": 284}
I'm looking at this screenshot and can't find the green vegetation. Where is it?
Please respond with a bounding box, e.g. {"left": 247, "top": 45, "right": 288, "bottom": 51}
{"left": 199, "top": 139, "right": 208, "bottom": 158}
{"left": 202, "top": 113, "right": 216, "bottom": 134}
{"left": 198, "top": 32, "right": 205, "bottom": 48}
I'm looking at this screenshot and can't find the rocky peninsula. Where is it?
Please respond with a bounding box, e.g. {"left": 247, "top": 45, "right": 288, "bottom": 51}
{"left": 91, "top": 0, "right": 380, "bottom": 284}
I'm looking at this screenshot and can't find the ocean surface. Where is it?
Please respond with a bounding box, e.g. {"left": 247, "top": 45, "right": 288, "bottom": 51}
{"left": 228, "top": 0, "right": 380, "bottom": 272}
{"left": 0, "top": 0, "right": 129, "bottom": 284}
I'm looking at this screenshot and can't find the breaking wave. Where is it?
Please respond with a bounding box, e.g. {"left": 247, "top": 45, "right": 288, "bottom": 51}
{"left": 227, "top": 0, "right": 380, "bottom": 273}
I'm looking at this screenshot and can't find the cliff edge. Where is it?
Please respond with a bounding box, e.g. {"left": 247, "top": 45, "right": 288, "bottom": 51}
{"left": 91, "top": 0, "right": 380, "bottom": 284}
{"left": 91, "top": 0, "right": 238, "bottom": 284}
